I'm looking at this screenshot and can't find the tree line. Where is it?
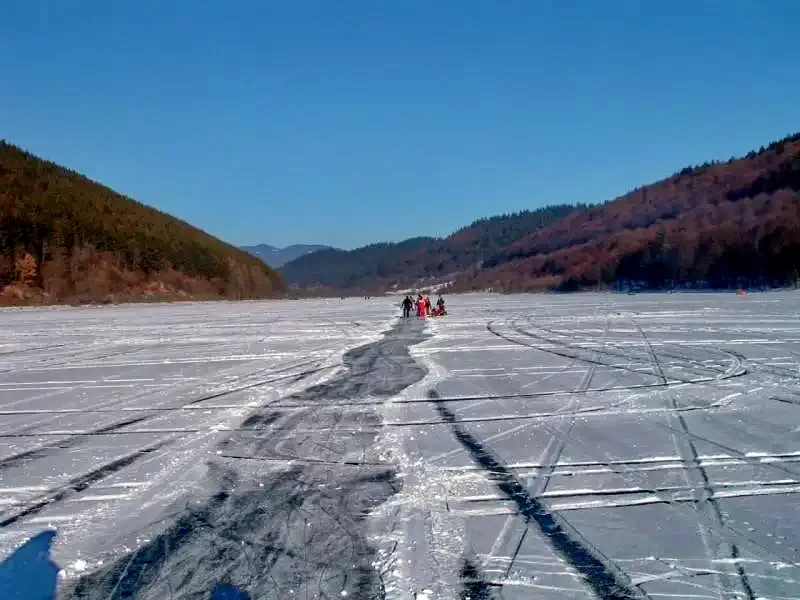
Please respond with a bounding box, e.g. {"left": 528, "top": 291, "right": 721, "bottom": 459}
{"left": 453, "top": 132, "right": 800, "bottom": 293}
{"left": 280, "top": 205, "right": 576, "bottom": 289}
{"left": 0, "top": 141, "right": 284, "bottom": 304}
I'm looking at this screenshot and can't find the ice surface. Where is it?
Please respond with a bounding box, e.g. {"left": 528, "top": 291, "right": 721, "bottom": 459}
{"left": 0, "top": 299, "right": 398, "bottom": 598}
{"left": 1, "top": 292, "right": 799, "bottom": 599}
{"left": 376, "top": 291, "right": 800, "bottom": 599}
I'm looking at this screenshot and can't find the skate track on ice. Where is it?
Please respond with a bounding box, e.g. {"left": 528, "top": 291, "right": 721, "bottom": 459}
{"left": 1, "top": 293, "right": 800, "bottom": 599}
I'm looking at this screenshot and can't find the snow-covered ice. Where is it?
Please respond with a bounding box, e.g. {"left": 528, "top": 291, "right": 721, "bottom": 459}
{"left": 1, "top": 292, "right": 799, "bottom": 599}
{"left": 375, "top": 291, "right": 800, "bottom": 600}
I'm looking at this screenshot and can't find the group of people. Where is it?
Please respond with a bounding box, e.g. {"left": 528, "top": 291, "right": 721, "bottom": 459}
{"left": 401, "top": 294, "right": 446, "bottom": 318}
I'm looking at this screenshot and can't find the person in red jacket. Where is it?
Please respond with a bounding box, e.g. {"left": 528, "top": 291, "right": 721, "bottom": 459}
{"left": 417, "top": 294, "right": 426, "bottom": 317}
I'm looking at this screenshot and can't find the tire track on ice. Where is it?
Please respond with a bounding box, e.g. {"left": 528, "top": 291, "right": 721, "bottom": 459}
{"left": 636, "top": 316, "right": 737, "bottom": 600}
{"left": 633, "top": 319, "right": 755, "bottom": 596}
{"left": 0, "top": 438, "right": 177, "bottom": 528}
{"left": 667, "top": 396, "right": 756, "bottom": 600}
{"left": 427, "top": 389, "right": 648, "bottom": 600}
{"left": 501, "top": 319, "right": 744, "bottom": 385}
{"left": 490, "top": 399, "right": 800, "bottom": 573}
{"left": 632, "top": 320, "right": 667, "bottom": 386}
{"left": 0, "top": 359, "right": 323, "bottom": 473}
{"left": 0, "top": 415, "right": 153, "bottom": 472}
{"left": 482, "top": 315, "right": 610, "bottom": 582}
{"left": 64, "top": 318, "right": 429, "bottom": 600}
{"left": 0, "top": 361, "right": 334, "bottom": 536}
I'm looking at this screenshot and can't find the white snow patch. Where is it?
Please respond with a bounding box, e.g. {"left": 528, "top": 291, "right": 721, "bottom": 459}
{"left": 71, "top": 559, "right": 89, "bottom": 572}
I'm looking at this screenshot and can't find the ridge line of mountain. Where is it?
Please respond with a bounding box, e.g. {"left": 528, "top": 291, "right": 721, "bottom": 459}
{"left": 0, "top": 141, "right": 285, "bottom": 305}
{"left": 278, "top": 131, "right": 800, "bottom": 295}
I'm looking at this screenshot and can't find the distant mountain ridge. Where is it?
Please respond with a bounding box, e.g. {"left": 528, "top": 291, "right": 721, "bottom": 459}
{"left": 281, "top": 131, "right": 800, "bottom": 294}
{"left": 458, "top": 131, "right": 800, "bottom": 292}
{"left": 241, "top": 244, "right": 333, "bottom": 268}
{"left": 279, "top": 205, "right": 577, "bottom": 291}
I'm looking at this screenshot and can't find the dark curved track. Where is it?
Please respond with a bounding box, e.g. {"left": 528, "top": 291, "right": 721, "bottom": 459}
{"left": 63, "top": 319, "right": 428, "bottom": 600}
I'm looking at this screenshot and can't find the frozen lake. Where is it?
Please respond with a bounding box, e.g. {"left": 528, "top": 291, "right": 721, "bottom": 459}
{"left": 1, "top": 292, "right": 799, "bottom": 599}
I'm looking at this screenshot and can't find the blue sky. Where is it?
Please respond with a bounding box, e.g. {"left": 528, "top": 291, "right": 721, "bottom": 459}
{"left": 2, "top": 1, "right": 798, "bottom": 250}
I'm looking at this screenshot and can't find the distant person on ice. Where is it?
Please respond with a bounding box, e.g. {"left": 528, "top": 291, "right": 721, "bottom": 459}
{"left": 401, "top": 295, "right": 413, "bottom": 318}
{"left": 417, "top": 294, "right": 427, "bottom": 317}
{"left": 424, "top": 295, "right": 432, "bottom": 315}
{"left": 429, "top": 296, "right": 446, "bottom": 317}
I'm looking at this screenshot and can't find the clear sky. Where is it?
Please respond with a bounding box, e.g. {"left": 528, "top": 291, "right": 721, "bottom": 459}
{"left": 2, "top": 1, "right": 798, "bottom": 250}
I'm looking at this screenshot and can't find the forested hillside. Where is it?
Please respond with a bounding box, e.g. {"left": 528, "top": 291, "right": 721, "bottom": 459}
{"left": 0, "top": 142, "right": 285, "bottom": 304}
{"left": 454, "top": 132, "right": 800, "bottom": 292}
{"left": 280, "top": 205, "right": 577, "bottom": 290}
{"left": 283, "top": 132, "right": 800, "bottom": 294}
{"left": 9, "top": 130, "right": 795, "bottom": 304}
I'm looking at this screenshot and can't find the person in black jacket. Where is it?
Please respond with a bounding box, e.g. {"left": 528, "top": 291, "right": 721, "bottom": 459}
{"left": 401, "top": 295, "right": 413, "bottom": 318}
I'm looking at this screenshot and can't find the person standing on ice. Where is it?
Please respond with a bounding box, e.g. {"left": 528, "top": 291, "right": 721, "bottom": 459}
{"left": 417, "top": 294, "right": 426, "bottom": 317}
{"left": 401, "top": 295, "right": 413, "bottom": 318}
